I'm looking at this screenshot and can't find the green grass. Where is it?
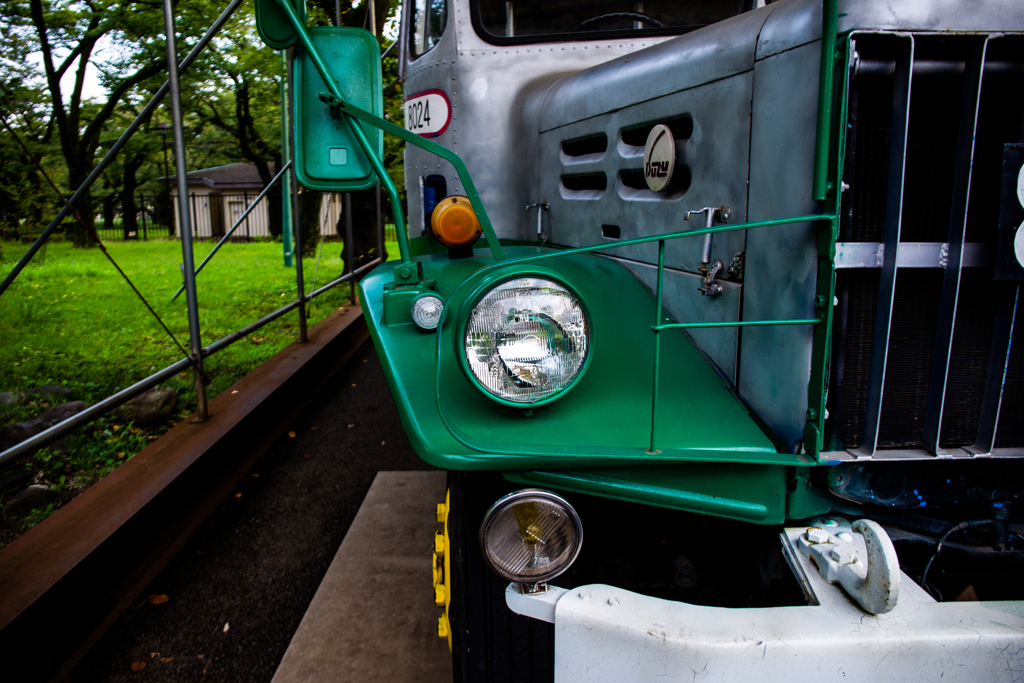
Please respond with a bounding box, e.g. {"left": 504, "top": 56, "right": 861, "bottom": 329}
{"left": 0, "top": 238, "right": 398, "bottom": 539}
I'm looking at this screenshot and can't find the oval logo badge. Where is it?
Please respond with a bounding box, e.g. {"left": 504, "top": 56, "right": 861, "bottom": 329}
{"left": 644, "top": 124, "right": 675, "bottom": 192}
{"left": 404, "top": 89, "right": 451, "bottom": 139}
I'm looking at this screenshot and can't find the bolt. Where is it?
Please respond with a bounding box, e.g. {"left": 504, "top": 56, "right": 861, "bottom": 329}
{"left": 806, "top": 527, "right": 830, "bottom": 544}
{"left": 837, "top": 531, "right": 854, "bottom": 543}
{"left": 607, "top": 597, "right": 619, "bottom": 606}
{"left": 831, "top": 547, "right": 857, "bottom": 564}
{"left": 398, "top": 266, "right": 411, "bottom": 279}
{"left": 578, "top": 591, "right": 590, "bottom": 600}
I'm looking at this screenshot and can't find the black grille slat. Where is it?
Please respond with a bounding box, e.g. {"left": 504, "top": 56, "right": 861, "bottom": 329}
{"left": 831, "top": 33, "right": 1023, "bottom": 455}
{"left": 877, "top": 270, "right": 944, "bottom": 448}
{"left": 941, "top": 269, "right": 1000, "bottom": 447}
{"left": 997, "top": 305, "right": 1024, "bottom": 447}
{"left": 836, "top": 271, "right": 880, "bottom": 448}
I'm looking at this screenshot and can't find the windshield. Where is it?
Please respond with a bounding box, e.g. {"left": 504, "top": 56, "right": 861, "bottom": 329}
{"left": 472, "top": 0, "right": 751, "bottom": 44}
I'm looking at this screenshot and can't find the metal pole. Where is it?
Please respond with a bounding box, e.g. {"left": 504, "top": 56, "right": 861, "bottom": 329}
{"left": 376, "top": 183, "right": 383, "bottom": 263}
{"left": 287, "top": 49, "right": 308, "bottom": 341}
{"left": 649, "top": 239, "right": 665, "bottom": 453}
{"left": 280, "top": 51, "right": 294, "bottom": 268}
{"left": 0, "top": 0, "right": 244, "bottom": 297}
{"left": 164, "top": 0, "right": 208, "bottom": 421}
{"left": 344, "top": 193, "right": 354, "bottom": 302}
{"left": 335, "top": 0, "right": 341, "bottom": 25}
{"left": 367, "top": 0, "right": 376, "bottom": 36}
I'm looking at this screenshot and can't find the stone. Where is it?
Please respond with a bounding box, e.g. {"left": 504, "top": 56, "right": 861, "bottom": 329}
{"left": 0, "top": 391, "right": 26, "bottom": 407}
{"left": 36, "top": 401, "right": 90, "bottom": 424}
{"left": 0, "top": 402, "right": 89, "bottom": 453}
{"left": 27, "top": 384, "right": 72, "bottom": 401}
{"left": 2, "top": 485, "right": 59, "bottom": 522}
{"left": 114, "top": 387, "right": 178, "bottom": 425}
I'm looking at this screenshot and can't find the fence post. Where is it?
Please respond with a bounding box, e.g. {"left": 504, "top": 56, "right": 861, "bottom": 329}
{"left": 286, "top": 49, "right": 308, "bottom": 342}
{"left": 164, "top": 0, "right": 208, "bottom": 421}
{"left": 140, "top": 194, "right": 147, "bottom": 240}
{"left": 344, "top": 193, "right": 354, "bottom": 303}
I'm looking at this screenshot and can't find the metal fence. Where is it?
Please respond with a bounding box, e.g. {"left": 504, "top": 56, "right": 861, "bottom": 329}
{"left": 0, "top": 0, "right": 385, "bottom": 469}
{"left": 91, "top": 192, "right": 397, "bottom": 242}
{"left": 93, "top": 193, "right": 173, "bottom": 241}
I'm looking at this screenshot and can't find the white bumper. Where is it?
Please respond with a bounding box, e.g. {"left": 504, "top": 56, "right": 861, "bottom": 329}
{"left": 505, "top": 528, "right": 1024, "bottom": 682}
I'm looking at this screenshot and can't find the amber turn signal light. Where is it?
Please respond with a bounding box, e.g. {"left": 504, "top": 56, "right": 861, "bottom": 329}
{"left": 430, "top": 196, "right": 482, "bottom": 248}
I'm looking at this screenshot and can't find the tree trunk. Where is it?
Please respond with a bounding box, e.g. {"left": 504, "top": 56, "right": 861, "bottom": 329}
{"left": 65, "top": 165, "right": 96, "bottom": 247}
{"left": 119, "top": 153, "right": 144, "bottom": 238}
{"left": 297, "top": 188, "right": 321, "bottom": 258}
{"left": 337, "top": 187, "right": 389, "bottom": 277}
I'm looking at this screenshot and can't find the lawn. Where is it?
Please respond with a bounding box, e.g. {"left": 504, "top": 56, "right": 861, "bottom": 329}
{"left": 0, "top": 237, "right": 397, "bottom": 541}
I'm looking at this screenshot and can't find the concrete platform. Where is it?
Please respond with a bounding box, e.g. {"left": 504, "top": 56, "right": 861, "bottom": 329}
{"left": 271, "top": 471, "right": 452, "bottom": 683}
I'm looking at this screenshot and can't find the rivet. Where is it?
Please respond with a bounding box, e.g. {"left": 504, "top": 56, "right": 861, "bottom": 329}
{"left": 607, "top": 597, "right": 619, "bottom": 606}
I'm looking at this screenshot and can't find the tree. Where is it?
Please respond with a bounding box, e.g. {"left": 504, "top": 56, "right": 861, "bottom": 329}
{"left": 0, "top": 16, "right": 57, "bottom": 239}
{"left": 186, "top": 3, "right": 285, "bottom": 237}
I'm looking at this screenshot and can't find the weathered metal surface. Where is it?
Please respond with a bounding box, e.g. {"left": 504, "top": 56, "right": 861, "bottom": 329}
{"left": 506, "top": 546, "right": 1024, "bottom": 681}
{"left": 0, "top": 308, "right": 368, "bottom": 683}
{"left": 616, "top": 260, "right": 741, "bottom": 384}
{"left": 756, "top": 0, "right": 1024, "bottom": 61}
{"left": 535, "top": 74, "right": 753, "bottom": 291}
{"left": 834, "top": 242, "right": 994, "bottom": 269}
{"left": 796, "top": 519, "right": 900, "bottom": 614}
{"left": 740, "top": 41, "right": 824, "bottom": 453}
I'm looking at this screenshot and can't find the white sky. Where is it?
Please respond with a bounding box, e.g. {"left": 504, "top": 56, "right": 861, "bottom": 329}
{"left": 25, "top": 0, "right": 401, "bottom": 105}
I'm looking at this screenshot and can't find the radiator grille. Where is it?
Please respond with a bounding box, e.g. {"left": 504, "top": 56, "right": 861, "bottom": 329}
{"left": 829, "top": 32, "right": 1024, "bottom": 454}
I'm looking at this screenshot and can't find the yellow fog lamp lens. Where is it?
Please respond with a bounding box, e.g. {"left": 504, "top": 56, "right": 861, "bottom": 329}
{"left": 464, "top": 277, "right": 591, "bottom": 404}
{"left": 479, "top": 489, "right": 583, "bottom": 584}
{"left": 431, "top": 196, "right": 482, "bottom": 248}
{"left": 411, "top": 293, "right": 445, "bottom": 330}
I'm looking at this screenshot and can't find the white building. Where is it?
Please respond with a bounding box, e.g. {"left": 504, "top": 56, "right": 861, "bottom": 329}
{"left": 164, "top": 163, "right": 342, "bottom": 240}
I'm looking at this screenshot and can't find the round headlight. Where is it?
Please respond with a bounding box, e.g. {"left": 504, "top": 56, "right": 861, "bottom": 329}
{"left": 480, "top": 489, "right": 583, "bottom": 585}
{"left": 411, "top": 293, "right": 445, "bottom": 330}
{"left": 463, "top": 277, "right": 590, "bottom": 404}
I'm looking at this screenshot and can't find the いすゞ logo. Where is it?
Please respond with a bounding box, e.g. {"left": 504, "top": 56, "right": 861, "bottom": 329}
{"left": 643, "top": 124, "right": 676, "bottom": 192}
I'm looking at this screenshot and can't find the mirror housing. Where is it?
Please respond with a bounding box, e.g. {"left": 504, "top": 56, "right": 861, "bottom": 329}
{"left": 293, "top": 28, "right": 385, "bottom": 191}
{"left": 254, "top": 0, "right": 305, "bottom": 49}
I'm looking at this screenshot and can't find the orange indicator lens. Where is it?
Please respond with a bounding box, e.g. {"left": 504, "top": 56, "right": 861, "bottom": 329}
{"left": 431, "top": 196, "right": 482, "bottom": 248}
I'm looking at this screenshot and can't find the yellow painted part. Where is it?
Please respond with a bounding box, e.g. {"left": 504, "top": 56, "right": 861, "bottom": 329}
{"left": 432, "top": 488, "right": 453, "bottom": 651}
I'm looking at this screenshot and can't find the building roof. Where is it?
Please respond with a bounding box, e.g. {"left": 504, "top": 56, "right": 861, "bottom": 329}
{"left": 160, "top": 162, "right": 275, "bottom": 189}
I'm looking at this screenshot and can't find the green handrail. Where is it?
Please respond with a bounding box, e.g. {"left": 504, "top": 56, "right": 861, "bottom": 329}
{"left": 812, "top": 0, "right": 839, "bottom": 200}
{"left": 273, "top": 0, "right": 506, "bottom": 266}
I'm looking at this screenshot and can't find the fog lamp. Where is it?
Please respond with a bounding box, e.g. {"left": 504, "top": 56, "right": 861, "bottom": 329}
{"left": 463, "top": 277, "right": 590, "bottom": 404}
{"left": 479, "top": 489, "right": 582, "bottom": 585}
{"left": 411, "top": 293, "right": 445, "bottom": 330}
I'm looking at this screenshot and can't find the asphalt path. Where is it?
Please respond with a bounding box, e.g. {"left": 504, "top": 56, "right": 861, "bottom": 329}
{"left": 69, "top": 339, "right": 436, "bottom": 683}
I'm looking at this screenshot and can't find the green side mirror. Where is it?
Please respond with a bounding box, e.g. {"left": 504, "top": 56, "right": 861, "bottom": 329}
{"left": 293, "top": 28, "right": 384, "bottom": 192}
{"left": 255, "top": 0, "right": 305, "bottom": 49}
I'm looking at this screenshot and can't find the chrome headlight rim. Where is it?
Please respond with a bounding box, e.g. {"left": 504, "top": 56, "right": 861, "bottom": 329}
{"left": 479, "top": 488, "right": 584, "bottom": 585}
{"left": 454, "top": 269, "right": 595, "bottom": 408}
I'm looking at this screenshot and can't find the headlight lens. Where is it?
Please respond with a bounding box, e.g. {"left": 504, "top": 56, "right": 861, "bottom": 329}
{"left": 480, "top": 489, "right": 583, "bottom": 584}
{"left": 411, "top": 293, "right": 445, "bottom": 330}
{"left": 464, "top": 277, "right": 590, "bottom": 403}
